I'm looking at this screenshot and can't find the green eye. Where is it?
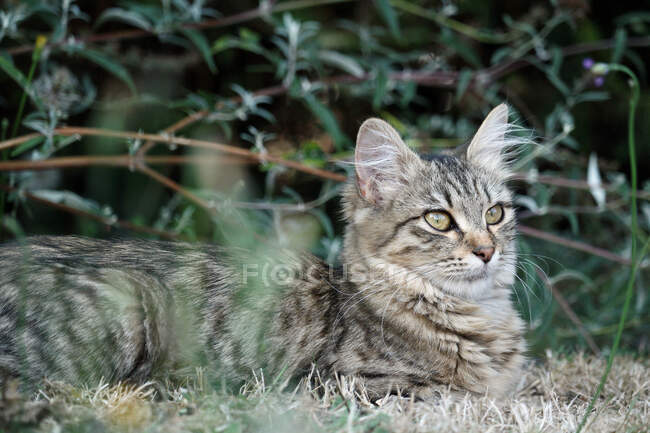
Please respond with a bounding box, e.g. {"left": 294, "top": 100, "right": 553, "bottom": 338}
{"left": 485, "top": 204, "right": 504, "bottom": 225}
{"left": 425, "top": 211, "right": 452, "bottom": 231}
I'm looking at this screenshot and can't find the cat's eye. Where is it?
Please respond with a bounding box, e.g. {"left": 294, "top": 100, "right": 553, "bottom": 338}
{"left": 425, "top": 211, "right": 452, "bottom": 231}
{"left": 485, "top": 204, "right": 504, "bottom": 225}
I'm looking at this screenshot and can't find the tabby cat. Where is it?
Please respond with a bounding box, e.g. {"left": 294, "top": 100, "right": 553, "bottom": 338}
{"left": 0, "top": 104, "right": 525, "bottom": 399}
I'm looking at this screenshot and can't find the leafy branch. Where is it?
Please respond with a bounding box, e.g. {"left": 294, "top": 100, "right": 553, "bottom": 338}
{"left": 1, "top": 124, "right": 645, "bottom": 268}
{"left": 5, "top": 0, "right": 355, "bottom": 56}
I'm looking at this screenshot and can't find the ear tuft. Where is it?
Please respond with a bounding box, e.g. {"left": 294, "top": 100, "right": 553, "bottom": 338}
{"left": 355, "top": 118, "right": 418, "bottom": 205}
{"left": 466, "top": 104, "right": 522, "bottom": 176}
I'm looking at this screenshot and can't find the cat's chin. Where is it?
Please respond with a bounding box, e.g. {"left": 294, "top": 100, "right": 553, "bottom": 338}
{"left": 435, "top": 275, "right": 495, "bottom": 300}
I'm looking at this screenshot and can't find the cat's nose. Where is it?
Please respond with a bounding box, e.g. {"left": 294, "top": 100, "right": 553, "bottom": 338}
{"left": 472, "top": 246, "right": 495, "bottom": 263}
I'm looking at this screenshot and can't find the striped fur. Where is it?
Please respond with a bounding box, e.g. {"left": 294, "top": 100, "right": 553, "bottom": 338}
{"left": 0, "top": 105, "right": 525, "bottom": 399}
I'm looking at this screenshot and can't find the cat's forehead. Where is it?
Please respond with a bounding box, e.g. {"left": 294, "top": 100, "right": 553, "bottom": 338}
{"left": 404, "top": 154, "right": 511, "bottom": 211}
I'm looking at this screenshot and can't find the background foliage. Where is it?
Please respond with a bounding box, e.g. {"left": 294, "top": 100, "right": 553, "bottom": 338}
{"left": 0, "top": 0, "right": 649, "bottom": 364}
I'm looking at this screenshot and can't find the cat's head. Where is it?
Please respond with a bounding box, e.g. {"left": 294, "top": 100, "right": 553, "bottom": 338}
{"left": 342, "top": 104, "right": 520, "bottom": 299}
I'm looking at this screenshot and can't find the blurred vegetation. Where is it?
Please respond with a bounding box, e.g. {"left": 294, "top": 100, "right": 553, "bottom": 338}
{"left": 0, "top": 0, "right": 649, "bottom": 362}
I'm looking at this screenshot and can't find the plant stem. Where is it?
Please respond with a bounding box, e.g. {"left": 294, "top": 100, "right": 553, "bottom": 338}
{"left": 8, "top": 58, "right": 36, "bottom": 139}
{"left": 1, "top": 36, "right": 46, "bottom": 237}
{"left": 10, "top": 38, "right": 46, "bottom": 139}
{"left": 575, "top": 63, "right": 640, "bottom": 433}
{"left": 0, "top": 119, "right": 8, "bottom": 238}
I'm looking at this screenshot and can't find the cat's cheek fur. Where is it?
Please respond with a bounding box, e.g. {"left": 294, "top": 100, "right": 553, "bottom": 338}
{"left": 494, "top": 251, "right": 517, "bottom": 287}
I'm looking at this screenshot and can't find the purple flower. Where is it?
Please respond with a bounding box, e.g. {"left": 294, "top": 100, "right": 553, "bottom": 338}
{"left": 582, "top": 57, "right": 595, "bottom": 70}
{"left": 593, "top": 76, "right": 605, "bottom": 87}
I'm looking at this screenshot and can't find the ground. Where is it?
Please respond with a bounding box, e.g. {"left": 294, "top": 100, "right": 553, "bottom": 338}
{"left": 1, "top": 352, "right": 648, "bottom": 433}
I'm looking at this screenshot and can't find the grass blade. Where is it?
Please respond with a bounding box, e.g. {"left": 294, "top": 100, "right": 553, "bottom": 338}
{"left": 374, "top": 0, "right": 401, "bottom": 39}
{"left": 74, "top": 48, "right": 137, "bottom": 94}
{"left": 0, "top": 56, "right": 44, "bottom": 113}
{"left": 180, "top": 28, "right": 217, "bottom": 74}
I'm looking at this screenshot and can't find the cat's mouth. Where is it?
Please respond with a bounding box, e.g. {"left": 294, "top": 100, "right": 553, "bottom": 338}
{"left": 447, "top": 260, "right": 496, "bottom": 282}
{"left": 461, "top": 268, "right": 489, "bottom": 281}
{"left": 431, "top": 266, "right": 496, "bottom": 300}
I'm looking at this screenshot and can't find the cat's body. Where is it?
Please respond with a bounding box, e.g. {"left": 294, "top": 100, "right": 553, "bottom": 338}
{"left": 0, "top": 105, "right": 526, "bottom": 399}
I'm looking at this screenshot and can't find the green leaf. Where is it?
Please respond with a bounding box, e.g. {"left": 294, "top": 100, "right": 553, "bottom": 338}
{"left": 180, "top": 28, "right": 217, "bottom": 74}
{"left": 437, "top": 28, "right": 481, "bottom": 68}
{"left": 74, "top": 48, "right": 136, "bottom": 94}
{"left": 0, "top": 56, "right": 45, "bottom": 111}
{"left": 560, "top": 135, "right": 579, "bottom": 149}
{"left": 301, "top": 158, "right": 326, "bottom": 168}
{"left": 399, "top": 81, "right": 416, "bottom": 107}
{"left": 490, "top": 47, "right": 511, "bottom": 65}
{"left": 31, "top": 190, "right": 115, "bottom": 220}
{"left": 611, "top": 27, "right": 627, "bottom": 63}
{"left": 10, "top": 135, "right": 44, "bottom": 157}
{"left": 550, "top": 47, "right": 563, "bottom": 76}
{"left": 374, "top": 0, "right": 401, "bottom": 39}
{"left": 372, "top": 67, "right": 389, "bottom": 110}
{"left": 614, "top": 11, "right": 650, "bottom": 28}
{"left": 282, "top": 186, "right": 303, "bottom": 203}
{"left": 318, "top": 50, "right": 364, "bottom": 77}
{"left": 545, "top": 70, "right": 571, "bottom": 96}
{"left": 0, "top": 50, "right": 12, "bottom": 64}
{"left": 301, "top": 92, "right": 348, "bottom": 151}
{"left": 455, "top": 68, "right": 473, "bottom": 102}
{"left": 212, "top": 35, "right": 237, "bottom": 53}
{"left": 1, "top": 215, "right": 24, "bottom": 237}
{"left": 120, "top": 3, "right": 163, "bottom": 24}
{"left": 564, "top": 210, "right": 580, "bottom": 236}
{"left": 574, "top": 91, "right": 610, "bottom": 105}
{"left": 239, "top": 27, "right": 260, "bottom": 43}
{"left": 96, "top": 7, "right": 152, "bottom": 30}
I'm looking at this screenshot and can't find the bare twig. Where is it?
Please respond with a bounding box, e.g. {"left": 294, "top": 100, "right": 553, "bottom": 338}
{"left": 561, "top": 36, "right": 650, "bottom": 56}
{"left": 134, "top": 164, "right": 268, "bottom": 242}
{"left": 536, "top": 269, "right": 601, "bottom": 357}
{"left": 3, "top": 150, "right": 648, "bottom": 200}
{"left": 512, "top": 173, "right": 650, "bottom": 201}
{"left": 0, "top": 133, "right": 41, "bottom": 152}
{"left": 517, "top": 199, "right": 629, "bottom": 219}
{"left": 0, "top": 183, "right": 181, "bottom": 240}
{"left": 136, "top": 164, "right": 214, "bottom": 212}
{"left": 231, "top": 187, "right": 339, "bottom": 212}
{"left": 518, "top": 225, "right": 631, "bottom": 266}
{"left": 0, "top": 127, "right": 348, "bottom": 182}
{"left": 137, "top": 111, "right": 210, "bottom": 156}
{"left": 0, "top": 154, "right": 251, "bottom": 171}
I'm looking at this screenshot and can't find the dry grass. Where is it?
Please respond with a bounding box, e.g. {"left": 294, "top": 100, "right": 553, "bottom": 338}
{"left": 2, "top": 352, "right": 648, "bottom": 433}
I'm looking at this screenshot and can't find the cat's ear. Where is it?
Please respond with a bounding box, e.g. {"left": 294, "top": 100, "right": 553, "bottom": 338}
{"left": 355, "top": 118, "right": 419, "bottom": 205}
{"left": 466, "top": 104, "right": 515, "bottom": 175}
